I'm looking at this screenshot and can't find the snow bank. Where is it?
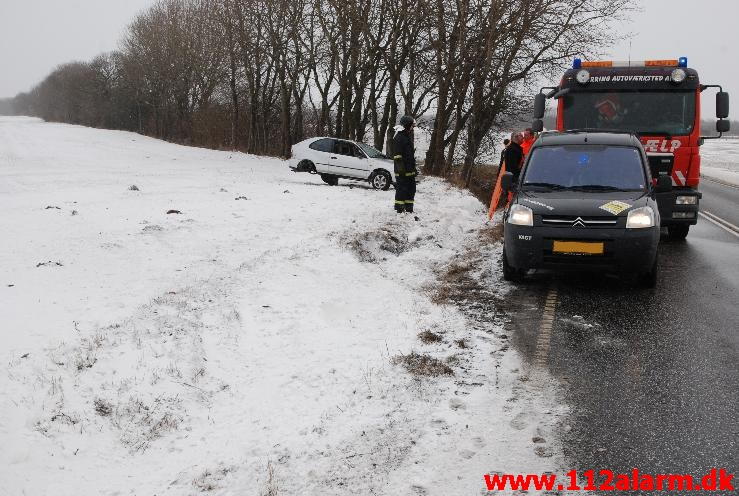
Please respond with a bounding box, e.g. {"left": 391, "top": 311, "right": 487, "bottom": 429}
{"left": 0, "top": 117, "right": 564, "bottom": 495}
{"left": 701, "top": 137, "right": 739, "bottom": 185}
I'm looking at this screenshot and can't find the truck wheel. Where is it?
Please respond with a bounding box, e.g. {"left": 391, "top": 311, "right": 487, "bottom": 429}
{"left": 502, "top": 247, "right": 524, "bottom": 282}
{"left": 667, "top": 224, "right": 689, "bottom": 241}
{"left": 370, "top": 170, "right": 391, "bottom": 190}
{"left": 638, "top": 254, "right": 659, "bottom": 288}
{"left": 320, "top": 174, "right": 339, "bottom": 186}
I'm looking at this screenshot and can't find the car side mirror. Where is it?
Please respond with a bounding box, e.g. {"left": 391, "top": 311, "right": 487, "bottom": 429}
{"left": 655, "top": 175, "right": 672, "bottom": 193}
{"left": 500, "top": 172, "right": 514, "bottom": 192}
{"left": 717, "top": 119, "right": 730, "bottom": 133}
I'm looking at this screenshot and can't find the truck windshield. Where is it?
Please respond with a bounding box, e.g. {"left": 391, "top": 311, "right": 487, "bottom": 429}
{"left": 562, "top": 91, "right": 696, "bottom": 136}
{"left": 522, "top": 145, "right": 646, "bottom": 191}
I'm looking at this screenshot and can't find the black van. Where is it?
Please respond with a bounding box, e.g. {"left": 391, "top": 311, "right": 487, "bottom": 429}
{"left": 501, "top": 131, "right": 671, "bottom": 287}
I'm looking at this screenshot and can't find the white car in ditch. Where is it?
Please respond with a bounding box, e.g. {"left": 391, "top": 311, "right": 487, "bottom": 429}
{"left": 289, "top": 137, "right": 395, "bottom": 190}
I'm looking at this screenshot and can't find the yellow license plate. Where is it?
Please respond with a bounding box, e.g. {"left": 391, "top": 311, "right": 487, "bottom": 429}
{"left": 552, "top": 241, "right": 604, "bottom": 255}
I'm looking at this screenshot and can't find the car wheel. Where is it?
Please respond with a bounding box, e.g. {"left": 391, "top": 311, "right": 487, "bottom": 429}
{"left": 300, "top": 160, "right": 317, "bottom": 173}
{"left": 320, "top": 174, "right": 338, "bottom": 186}
{"left": 638, "top": 254, "right": 658, "bottom": 288}
{"left": 667, "top": 224, "right": 689, "bottom": 241}
{"left": 502, "top": 247, "right": 524, "bottom": 282}
{"left": 370, "top": 170, "right": 392, "bottom": 191}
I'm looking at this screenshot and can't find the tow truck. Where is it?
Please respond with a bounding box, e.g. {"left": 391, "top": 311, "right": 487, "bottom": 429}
{"left": 532, "top": 57, "right": 730, "bottom": 240}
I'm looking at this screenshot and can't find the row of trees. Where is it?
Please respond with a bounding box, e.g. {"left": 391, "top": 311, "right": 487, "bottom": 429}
{"left": 9, "top": 0, "right": 632, "bottom": 182}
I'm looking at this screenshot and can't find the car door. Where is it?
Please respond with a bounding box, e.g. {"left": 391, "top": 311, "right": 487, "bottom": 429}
{"left": 329, "top": 140, "right": 369, "bottom": 178}
{"left": 307, "top": 138, "right": 336, "bottom": 173}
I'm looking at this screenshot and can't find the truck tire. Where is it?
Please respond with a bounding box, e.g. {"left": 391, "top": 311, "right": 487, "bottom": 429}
{"left": 667, "top": 224, "right": 689, "bottom": 241}
{"left": 502, "top": 247, "right": 524, "bottom": 282}
{"left": 320, "top": 174, "right": 339, "bottom": 186}
{"left": 369, "top": 170, "right": 391, "bottom": 190}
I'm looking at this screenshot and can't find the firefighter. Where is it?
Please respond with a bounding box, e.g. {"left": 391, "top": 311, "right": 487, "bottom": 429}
{"left": 392, "top": 115, "right": 417, "bottom": 213}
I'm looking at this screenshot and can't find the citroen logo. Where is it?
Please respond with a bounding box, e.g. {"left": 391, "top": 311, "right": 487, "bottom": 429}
{"left": 572, "top": 217, "right": 587, "bottom": 228}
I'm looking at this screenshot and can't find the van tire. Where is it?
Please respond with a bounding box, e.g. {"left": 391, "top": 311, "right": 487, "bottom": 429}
{"left": 502, "top": 247, "right": 524, "bottom": 282}
{"left": 638, "top": 254, "right": 658, "bottom": 288}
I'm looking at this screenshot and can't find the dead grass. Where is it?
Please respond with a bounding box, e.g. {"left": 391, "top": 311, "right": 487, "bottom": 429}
{"left": 112, "top": 396, "right": 184, "bottom": 452}
{"left": 444, "top": 164, "right": 500, "bottom": 206}
{"left": 455, "top": 339, "right": 468, "bottom": 349}
{"left": 347, "top": 227, "right": 409, "bottom": 263}
{"left": 392, "top": 352, "right": 454, "bottom": 377}
{"left": 94, "top": 398, "right": 113, "bottom": 416}
{"left": 264, "top": 461, "right": 279, "bottom": 496}
{"left": 418, "top": 330, "right": 443, "bottom": 344}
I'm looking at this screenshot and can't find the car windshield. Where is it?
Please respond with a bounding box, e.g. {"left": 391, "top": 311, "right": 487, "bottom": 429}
{"left": 357, "top": 142, "right": 386, "bottom": 159}
{"left": 563, "top": 90, "right": 696, "bottom": 136}
{"left": 522, "top": 145, "right": 646, "bottom": 191}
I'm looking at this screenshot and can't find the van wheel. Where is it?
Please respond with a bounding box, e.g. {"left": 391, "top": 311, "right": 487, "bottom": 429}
{"left": 502, "top": 247, "right": 524, "bottom": 282}
{"left": 638, "top": 254, "right": 658, "bottom": 288}
{"left": 320, "top": 174, "right": 339, "bottom": 186}
{"left": 370, "top": 170, "right": 391, "bottom": 190}
{"left": 667, "top": 224, "right": 689, "bottom": 241}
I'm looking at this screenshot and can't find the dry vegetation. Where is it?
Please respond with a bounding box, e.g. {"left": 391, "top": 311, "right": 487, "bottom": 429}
{"left": 392, "top": 352, "right": 454, "bottom": 377}
{"left": 418, "top": 330, "right": 443, "bottom": 344}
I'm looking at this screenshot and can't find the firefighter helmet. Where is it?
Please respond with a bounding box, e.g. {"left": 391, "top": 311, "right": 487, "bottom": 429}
{"left": 399, "top": 115, "right": 415, "bottom": 129}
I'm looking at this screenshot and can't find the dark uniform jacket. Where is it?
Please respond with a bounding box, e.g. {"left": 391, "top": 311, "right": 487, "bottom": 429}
{"left": 392, "top": 129, "right": 416, "bottom": 176}
{"left": 504, "top": 141, "right": 524, "bottom": 178}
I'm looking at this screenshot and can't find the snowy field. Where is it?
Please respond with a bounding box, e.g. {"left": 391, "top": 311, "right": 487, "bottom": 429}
{"left": 701, "top": 137, "right": 739, "bottom": 185}
{"left": 0, "top": 117, "right": 564, "bottom": 495}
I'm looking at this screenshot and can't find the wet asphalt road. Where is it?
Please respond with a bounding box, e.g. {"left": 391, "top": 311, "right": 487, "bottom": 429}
{"left": 502, "top": 180, "right": 738, "bottom": 494}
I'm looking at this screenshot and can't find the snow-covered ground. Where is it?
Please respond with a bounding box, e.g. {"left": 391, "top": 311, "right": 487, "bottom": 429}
{"left": 0, "top": 117, "right": 564, "bottom": 495}
{"left": 701, "top": 137, "right": 739, "bottom": 185}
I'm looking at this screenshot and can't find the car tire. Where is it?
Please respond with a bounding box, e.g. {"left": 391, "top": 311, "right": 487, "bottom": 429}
{"left": 320, "top": 174, "right": 339, "bottom": 186}
{"left": 502, "top": 247, "right": 524, "bottom": 282}
{"left": 638, "top": 254, "right": 658, "bottom": 288}
{"left": 667, "top": 224, "right": 689, "bottom": 241}
{"left": 369, "top": 170, "right": 392, "bottom": 191}
{"left": 300, "top": 160, "right": 317, "bottom": 174}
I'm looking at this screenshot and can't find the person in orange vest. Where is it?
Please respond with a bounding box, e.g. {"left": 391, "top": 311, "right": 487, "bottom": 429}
{"left": 521, "top": 127, "right": 536, "bottom": 157}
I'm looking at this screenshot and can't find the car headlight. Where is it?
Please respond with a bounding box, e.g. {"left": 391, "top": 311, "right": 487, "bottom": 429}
{"left": 626, "top": 206, "right": 655, "bottom": 229}
{"left": 508, "top": 204, "right": 533, "bottom": 226}
{"left": 675, "top": 195, "right": 697, "bottom": 205}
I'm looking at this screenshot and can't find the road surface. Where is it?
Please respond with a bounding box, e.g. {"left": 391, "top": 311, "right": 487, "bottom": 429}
{"left": 499, "top": 179, "right": 738, "bottom": 494}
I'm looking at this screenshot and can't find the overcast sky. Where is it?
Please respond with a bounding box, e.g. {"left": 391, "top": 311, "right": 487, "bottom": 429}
{"left": 1, "top": 0, "right": 737, "bottom": 119}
